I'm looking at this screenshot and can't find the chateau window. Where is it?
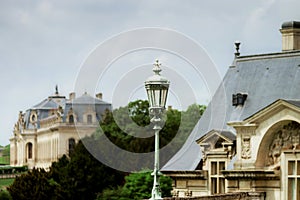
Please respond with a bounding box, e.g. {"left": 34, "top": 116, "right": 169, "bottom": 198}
{"left": 210, "top": 161, "right": 225, "bottom": 194}
{"left": 68, "top": 138, "right": 75, "bottom": 155}
{"left": 287, "top": 160, "right": 300, "bottom": 199}
{"left": 27, "top": 143, "right": 33, "bottom": 159}
{"left": 87, "top": 114, "right": 92, "bottom": 124}
{"left": 69, "top": 115, "right": 74, "bottom": 123}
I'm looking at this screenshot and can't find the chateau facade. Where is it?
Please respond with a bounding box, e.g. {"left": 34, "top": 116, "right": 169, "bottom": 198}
{"left": 10, "top": 88, "right": 111, "bottom": 169}
{"left": 163, "top": 21, "right": 300, "bottom": 200}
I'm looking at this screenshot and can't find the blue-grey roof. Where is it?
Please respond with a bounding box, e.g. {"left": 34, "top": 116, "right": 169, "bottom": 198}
{"left": 71, "top": 93, "right": 110, "bottom": 105}
{"left": 23, "top": 92, "right": 111, "bottom": 130}
{"left": 284, "top": 99, "right": 300, "bottom": 108}
{"left": 32, "top": 98, "right": 60, "bottom": 109}
{"left": 162, "top": 50, "right": 300, "bottom": 171}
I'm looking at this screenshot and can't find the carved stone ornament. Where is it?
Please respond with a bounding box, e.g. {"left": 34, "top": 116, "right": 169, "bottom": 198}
{"left": 267, "top": 121, "right": 300, "bottom": 169}
{"left": 241, "top": 137, "right": 251, "bottom": 159}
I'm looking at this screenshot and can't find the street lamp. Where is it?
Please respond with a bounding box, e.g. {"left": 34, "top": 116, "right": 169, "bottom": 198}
{"left": 145, "top": 59, "right": 170, "bottom": 200}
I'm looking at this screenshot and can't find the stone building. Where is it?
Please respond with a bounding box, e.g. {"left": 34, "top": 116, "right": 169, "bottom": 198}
{"left": 10, "top": 87, "right": 111, "bottom": 169}
{"left": 162, "top": 21, "right": 300, "bottom": 200}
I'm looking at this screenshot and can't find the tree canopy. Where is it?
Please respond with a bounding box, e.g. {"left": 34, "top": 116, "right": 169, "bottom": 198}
{"left": 98, "top": 170, "right": 172, "bottom": 200}
{"left": 100, "top": 100, "right": 205, "bottom": 167}
{"left": 8, "top": 100, "right": 206, "bottom": 200}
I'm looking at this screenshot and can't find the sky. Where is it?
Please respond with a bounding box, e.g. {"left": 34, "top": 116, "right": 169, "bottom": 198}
{"left": 1, "top": 0, "right": 300, "bottom": 145}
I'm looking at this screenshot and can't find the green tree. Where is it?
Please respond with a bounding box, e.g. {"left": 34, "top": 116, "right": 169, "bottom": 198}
{"left": 8, "top": 141, "right": 125, "bottom": 200}
{"left": 49, "top": 141, "right": 125, "bottom": 200}
{"left": 98, "top": 170, "right": 172, "bottom": 200}
{"left": 7, "top": 101, "right": 205, "bottom": 200}
{"left": 8, "top": 168, "right": 63, "bottom": 200}
{"left": 0, "top": 190, "right": 12, "bottom": 200}
{"left": 100, "top": 100, "right": 205, "bottom": 169}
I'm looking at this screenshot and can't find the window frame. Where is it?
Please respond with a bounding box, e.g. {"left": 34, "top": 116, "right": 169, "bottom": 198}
{"left": 209, "top": 160, "right": 226, "bottom": 195}
{"left": 27, "top": 142, "right": 33, "bottom": 160}
{"left": 282, "top": 151, "right": 300, "bottom": 200}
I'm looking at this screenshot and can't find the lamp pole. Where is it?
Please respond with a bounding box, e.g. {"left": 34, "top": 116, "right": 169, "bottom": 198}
{"left": 145, "top": 60, "right": 170, "bottom": 200}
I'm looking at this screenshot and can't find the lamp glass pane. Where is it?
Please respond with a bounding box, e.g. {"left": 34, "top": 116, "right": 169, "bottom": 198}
{"left": 145, "top": 82, "right": 169, "bottom": 108}
{"left": 154, "top": 89, "right": 160, "bottom": 107}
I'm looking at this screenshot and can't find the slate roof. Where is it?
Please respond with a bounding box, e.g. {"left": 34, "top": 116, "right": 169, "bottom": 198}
{"left": 242, "top": 99, "right": 300, "bottom": 121}
{"left": 71, "top": 92, "right": 110, "bottom": 105}
{"left": 23, "top": 92, "right": 111, "bottom": 129}
{"left": 162, "top": 50, "right": 300, "bottom": 171}
{"left": 284, "top": 99, "right": 300, "bottom": 108}
{"left": 32, "top": 98, "right": 60, "bottom": 109}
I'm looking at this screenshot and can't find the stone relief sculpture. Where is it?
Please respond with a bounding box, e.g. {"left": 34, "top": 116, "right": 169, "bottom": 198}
{"left": 267, "top": 121, "right": 300, "bottom": 169}
{"left": 241, "top": 137, "right": 251, "bottom": 159}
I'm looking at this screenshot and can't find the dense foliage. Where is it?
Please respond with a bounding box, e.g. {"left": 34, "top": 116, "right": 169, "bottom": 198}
{"left": 98, "top": 170, "right": 172, "bottom": 200}
{"left": 101, "top": 100, "right": 205, "bottom": 167}
{"left": 8, "top": 168, "right": 62, "bottom": 200}
{"left": 8, "top": 142, "right": 125, "bottom": 200}
{"left": 0, "top": 190, "right": 12, "bottom": 200}
{"left": 7, "top": 100, "right": 205, "bottom": 200}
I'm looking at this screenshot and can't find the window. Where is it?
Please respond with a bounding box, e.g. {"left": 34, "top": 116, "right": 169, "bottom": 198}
{"left": 287, "top": 160, "right": 300, "bottom": 200}
{"left": 69, "top": 115, "right": 74, "bottom": 123}
{"left": 68, "top": 138, "right": 75, "bottom": 155}
{"left": 210, "top": 161, "right": 225, "bottom": 194}
{"left": 27, "top": 143, "right": 33, "bottom": 159}
{"left": 87, "top": 114, "right": 92, "bottom": 124}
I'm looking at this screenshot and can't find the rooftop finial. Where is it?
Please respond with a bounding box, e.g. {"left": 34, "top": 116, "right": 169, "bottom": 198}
{"left": 235, "top": 41, "right": 241, "bottom": 57}
{"left": 55, "top": 85, "right": 59, "bottom": 95}
{"left": 153, "top": 59, "right": 162, "bottom": 75}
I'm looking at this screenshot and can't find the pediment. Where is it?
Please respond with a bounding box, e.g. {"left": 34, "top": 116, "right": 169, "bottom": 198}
{"left": 229, "top": 99, "right": 300, "bottom": 126}
{"left": 196, "top": 129, "right": 235, "bottom": 145}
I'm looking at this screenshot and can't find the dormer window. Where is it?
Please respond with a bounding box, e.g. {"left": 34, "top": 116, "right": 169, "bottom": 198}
{"left": 30, "top": 111, "right": 37, "bottom": 123}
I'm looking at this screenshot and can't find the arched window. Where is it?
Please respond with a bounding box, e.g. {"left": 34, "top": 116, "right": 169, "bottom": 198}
{"left": 87, "top": 114, "right": 93, "bottom": 124}
{"left": 69, "top": 115, "right": 74, "bottom": 123}
{"left": 68, "top": 138, "right": 76, "bottom": 155}
{"left": 27, "top": 143, "right": 33, "bottom": 159}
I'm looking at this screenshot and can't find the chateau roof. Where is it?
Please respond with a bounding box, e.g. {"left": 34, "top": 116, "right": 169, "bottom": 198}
{"left": 32, "top": 98, "right": 62, "bottom": 109}
{"left": 284, "top": 99, "right": 300, "bottom": 108}
{"left": 162, "top": 50, "right": 300, "bottom": 171}
{"left": 70, "top": 92, "right": 110, "bottom": 105}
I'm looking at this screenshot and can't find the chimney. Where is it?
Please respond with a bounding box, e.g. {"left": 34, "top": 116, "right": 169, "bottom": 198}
{"left": 69, "top": 92, "right": 76, "bottom": 100}
{"left": 280, "top": 21, "right": 300, "bottom": 51}
{"left": 96, "top": 92, "right": 103, "bottom": 100}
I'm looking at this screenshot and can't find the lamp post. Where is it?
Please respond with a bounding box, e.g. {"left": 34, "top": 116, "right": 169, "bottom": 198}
{"left": 145, "top": 59, "right": 170, "bottom": 200}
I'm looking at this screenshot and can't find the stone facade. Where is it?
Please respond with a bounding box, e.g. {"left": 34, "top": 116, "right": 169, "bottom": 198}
{"left": 163, "top": 192, "right": 266, "bottom": 200}
{"left": 164, "top": 91, "right": 300, "bottom": 200}
{"left": 10, "top": 88, "right": 111, "bottom": 169}
{"left": 162, "top": 21, "right": 300, "bottom": 200}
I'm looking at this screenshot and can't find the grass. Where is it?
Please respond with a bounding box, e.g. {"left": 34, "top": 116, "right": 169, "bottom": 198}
{"left": 0, "top": 157, "right": 9, "bottom": 165}
{"left": 0, "top": 179, "right": 14, "bottom": 189}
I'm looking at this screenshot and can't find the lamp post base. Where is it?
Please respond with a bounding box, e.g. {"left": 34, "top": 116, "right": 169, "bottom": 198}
{"left": 150, "top": 189, "right": 163, "bottom": 200}
{"left": 150, "top": 170, "right": 163, "bottom": 200}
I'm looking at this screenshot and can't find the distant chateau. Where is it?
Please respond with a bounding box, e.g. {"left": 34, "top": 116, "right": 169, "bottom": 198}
{"left": 10, "top": 87, "right": 111, "bottom": 169}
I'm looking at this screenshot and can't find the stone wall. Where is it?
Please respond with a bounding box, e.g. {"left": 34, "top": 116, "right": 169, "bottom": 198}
{"left": 163, "top": 192, "right": 266, "bottom": 200}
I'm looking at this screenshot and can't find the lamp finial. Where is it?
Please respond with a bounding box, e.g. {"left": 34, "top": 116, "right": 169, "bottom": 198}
{"left": 153, "top": 59, "right": 162, "bottom": 75}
